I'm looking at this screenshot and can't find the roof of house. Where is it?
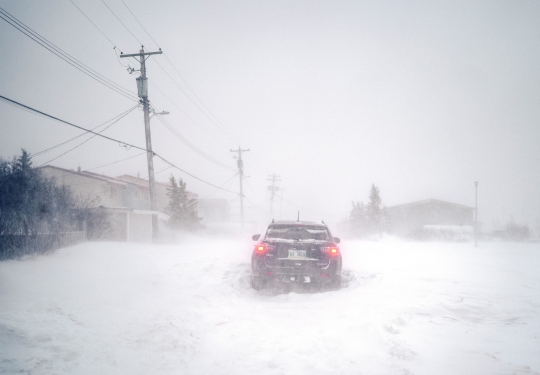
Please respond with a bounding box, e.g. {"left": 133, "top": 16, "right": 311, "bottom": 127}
{"left": 386, "top": 199, "right": 473, "bottom": 210}
{"left": 39, "top": 165, "right": 146, "bottom": 189}
{"left": 116, "top": 174, "right": 198, "bottom": 197}
{"left": 116, "top": 174, "right": 169, "bottom": 188}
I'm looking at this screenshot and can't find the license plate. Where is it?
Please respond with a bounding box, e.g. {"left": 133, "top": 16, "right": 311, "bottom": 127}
{"left": 288, "top": 250, "right": 306, "bottom": 258}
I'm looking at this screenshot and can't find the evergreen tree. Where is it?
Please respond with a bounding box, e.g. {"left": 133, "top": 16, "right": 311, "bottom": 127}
{"left": 0, "top": 150, "right": 78, "bottom": 258}
{"left": 350, "top": 201, "right": 368, "bottom": 237}
{"left": 366, "top": 184, "right": 382, "bottom": 235}
{"left": 166, "top": 175, "right": 201, "bottom": 231}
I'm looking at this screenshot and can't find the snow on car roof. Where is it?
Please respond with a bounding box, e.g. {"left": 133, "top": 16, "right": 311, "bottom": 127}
{"left": 269, "top": 220, "right": 327, "bottom": 227}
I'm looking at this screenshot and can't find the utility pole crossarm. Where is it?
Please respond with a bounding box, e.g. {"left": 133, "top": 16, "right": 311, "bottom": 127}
{"left": 120, "top": 50, "right": 163, "bottom": 58}
{"left": 267, "top": 173, "right": 281, "bottom": 219}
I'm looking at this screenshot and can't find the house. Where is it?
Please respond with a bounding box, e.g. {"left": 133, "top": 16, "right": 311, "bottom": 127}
{"left": 40, "top": 166, "right": 151, "bottom": 209}
{"left": 101, "top": 207, "right": 168, "bottom": 243}
{"left": 116, "top": 174, "right": 198, "bottom": 213}
{"left": 386, "top": 199, "right": 474, "bottom": 237}
{"left": 39, "top": 166, "right": 171, "bottom": 242}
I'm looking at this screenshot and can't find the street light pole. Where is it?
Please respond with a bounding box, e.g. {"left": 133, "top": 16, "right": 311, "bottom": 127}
{"left": 475, "top": 181, "right": 479, "bottom": 247}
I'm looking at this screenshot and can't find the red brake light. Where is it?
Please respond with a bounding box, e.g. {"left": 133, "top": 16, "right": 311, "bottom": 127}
{"left": 322, "top": 246, "right": 339, "bottom": 256}
{"left": 256, "top": 244, "right": 266, "bottom": 253}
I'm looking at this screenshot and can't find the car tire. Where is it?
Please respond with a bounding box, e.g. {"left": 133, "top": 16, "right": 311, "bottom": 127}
{"left": 251, "top": 275, "right": 265, "bottom": 290}
{"left": 328, "top": 274, "right": 341, "bottom": 290}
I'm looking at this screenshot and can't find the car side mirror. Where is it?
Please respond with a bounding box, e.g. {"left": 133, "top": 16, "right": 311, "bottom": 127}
{"left": 334, "top": 237, "right": 341, "bottom": 244}
{"left": 252, "top": 234, "right": 261, "bottom": 241}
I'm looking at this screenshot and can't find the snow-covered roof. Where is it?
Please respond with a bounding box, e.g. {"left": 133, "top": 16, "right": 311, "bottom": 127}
{"left": 386, "top": 199, "right": 473, "bottom": 210}
{"left": 39, "top": 165, "right": 130, "bottom": 187}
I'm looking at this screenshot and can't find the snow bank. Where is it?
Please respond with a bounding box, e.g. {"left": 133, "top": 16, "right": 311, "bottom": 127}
{"left": 1, "top": 237, "right": 539, "bottom": 374}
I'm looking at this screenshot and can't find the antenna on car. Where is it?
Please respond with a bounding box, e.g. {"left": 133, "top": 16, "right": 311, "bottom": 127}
{"left": 271, "top": 219, "right": 274, "bottom": 223}
{"left": 322, "top": 220, "right": 325, "bottom": 224}
{"left": 297, "top": 211, "right": 300, "bottom": 222}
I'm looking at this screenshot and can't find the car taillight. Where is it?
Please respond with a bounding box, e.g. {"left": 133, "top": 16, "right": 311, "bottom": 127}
{"left": 322, "top": 246, "right": 339, "bottom": 256}
{"left": 256, "top": 243, "right": 268, "bottom": 254}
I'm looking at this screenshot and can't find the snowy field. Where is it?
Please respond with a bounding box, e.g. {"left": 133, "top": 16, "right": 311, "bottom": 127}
{"left": 1, "top": 236, "right": 539, "bottom": 375}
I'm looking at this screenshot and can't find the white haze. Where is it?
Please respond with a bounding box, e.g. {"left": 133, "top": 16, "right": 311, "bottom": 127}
{"left": 1, "top": 1, "right": 540, "bottom": 229}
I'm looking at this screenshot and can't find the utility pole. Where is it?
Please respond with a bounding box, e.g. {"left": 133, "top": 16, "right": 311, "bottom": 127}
{"left": 267, "top": 174, "right": 281, "bottom": 219}
{"left": 121, "top": 46, "right": 162, "bottom": 238}
{"left": 279, "top": 188, "right": 285, "bottom": 220}
{"left": 230, "top": 147, "right": 250, "bottom": 227}
{"left": 475, "top": 181, "right": 479, "bottom": 247}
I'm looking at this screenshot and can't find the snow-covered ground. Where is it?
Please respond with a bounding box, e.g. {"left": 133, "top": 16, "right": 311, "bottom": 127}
{"left": 1, "top": 236, "right": 539, "bottom": 375}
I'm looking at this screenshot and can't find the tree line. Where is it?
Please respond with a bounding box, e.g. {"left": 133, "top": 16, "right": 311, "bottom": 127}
{"left": 0, "top": 150, "right": 108, "bottom": 259}
{"left": 349, "top": 184, "right": 389, "bottom": 237}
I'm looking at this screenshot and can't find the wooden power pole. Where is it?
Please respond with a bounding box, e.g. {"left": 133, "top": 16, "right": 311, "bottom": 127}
{"left": 121, "top": 46, "right": 162, "bottom": 238}
{"left": 230, "top": 147, "right": 249, "bottom": 227}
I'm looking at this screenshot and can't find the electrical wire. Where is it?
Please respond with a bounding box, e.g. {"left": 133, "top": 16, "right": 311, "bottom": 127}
{"left": 75, "top": 1, "right": 272, "bottom": 178}
{"left": 150, "top": 82, "right": 233, "bottom": 149}
{"left": 69, "top": 1, "right": 132, "bottom": 70}
{"left": 162, "top": 53, "right": 241, "bottom": 143}
{"left": 153, "top": 59, "right": 241, "bottom": 144}
{"left": 69, "top": 0, "right": 119, "bottom": 50}
{"left": 154, "top": 114, "right": 236, "bottom": 172}
{"left": 85, "top": 151, "right": 146, "bottom": 171}
{"left": 100, "top": 0, "right": 142, "bottom": 46}
{"left": 37, "top": 105, "right": 138, "bottom": 166}
{"left": 201, "top": 172, "right": 238, "bottom": 199}
{"left": 119, "top": 0, "right": 160, "bottom": 49}
{"left": 113, "top": 0, "right": 243, "bottom": 146}
{"left": 0, "top": 94, "right": 237, "bottom": 194}
{"left": 0, "top": 6, "right": 137, "bottom": 102}
{"left": 33, "top": 104, "right": 139, "bottom": 157}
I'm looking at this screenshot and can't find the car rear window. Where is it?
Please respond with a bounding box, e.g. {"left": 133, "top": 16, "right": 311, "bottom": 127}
{"left": 266, "top": 226, "right": 330, "bottom": 241}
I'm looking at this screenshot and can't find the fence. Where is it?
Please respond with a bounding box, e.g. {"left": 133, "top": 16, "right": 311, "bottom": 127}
{"left": 0, "top": 231, "right": 86, "bottom": 260}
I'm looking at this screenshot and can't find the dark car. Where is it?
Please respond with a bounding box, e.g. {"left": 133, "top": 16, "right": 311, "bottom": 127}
{"left": 250, "top": 220, "right": 342, "bottom": 290}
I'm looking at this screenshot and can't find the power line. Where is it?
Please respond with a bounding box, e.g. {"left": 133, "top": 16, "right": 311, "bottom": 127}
{"left": 37, "top": 105, "right": 138, "bottom": 166}
{"left": 150, "top": 82, "right": 233, "bottom": 149}
{"left": 201, "top": 172, "right": 238, "bottom": 199}
{"left": 0, "top": 6, "right": 137, "bottom": 102}
{"left": 110, "top": 0, "right": 243, "bottom": 146}
{"left": 0, "top": 94, "right": 237, "bottom": 194}
{"left": 119, "top": 0, "right": 160, "bottom": 49}
{"left": 153, "top": 58, "right": 241, "bottom": 144}
{"left": 162, "top": 53, "right": 242, "bottom": 144}
{"left": 69, "top": 0, "right": 119, "bottom": 50}
{"left": 33, "top": 104, "right": 139, "bottom": 157}
{"left": 154, "top": 114, "right": 235, "bottom": 172}
{"left": 69, "top": 1, "right": 132, "bottom": 69}
{"left": 0, "top": 94, "right": 147, "bottom": 151}
{"left": 99, "top": 0, "right": 142, "bottom": 45}
{"left": 85, "top": 151, "right": 146, "bottom": 171}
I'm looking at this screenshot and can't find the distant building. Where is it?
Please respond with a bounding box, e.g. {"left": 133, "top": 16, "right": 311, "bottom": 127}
{"left": 198, "top": 199, "right": 230, "bottom": 223}
{"left": 39, "top": 166, "right": 173, "bottom": 242}
{"left": 386, "top": 199, "right": 474, "bottom": 237}
{"left": 116, "top": 174, "right": 198, "bottom": 213}
{"left": 40, "top": 166, "right": 150, "bottom": 209}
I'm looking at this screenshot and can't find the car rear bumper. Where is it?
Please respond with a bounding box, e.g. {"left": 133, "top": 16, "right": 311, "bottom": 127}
{"left": 252, "top": 262, "right": 341, "bottom": 282}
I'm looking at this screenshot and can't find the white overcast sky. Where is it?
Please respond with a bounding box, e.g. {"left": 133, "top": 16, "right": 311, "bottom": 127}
{"left": 1, "top": 0, "right": 539, "bottom": 230}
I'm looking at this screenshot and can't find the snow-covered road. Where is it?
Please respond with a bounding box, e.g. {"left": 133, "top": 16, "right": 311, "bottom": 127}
{"left": 1, "top": 237, "right": 539, "bottom": 374}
